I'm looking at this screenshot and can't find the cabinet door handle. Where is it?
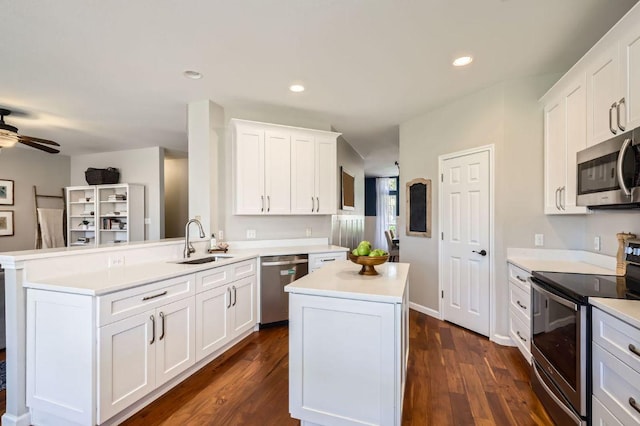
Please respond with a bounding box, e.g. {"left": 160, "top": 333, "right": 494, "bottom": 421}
{"left": 227, "top": 288, "right": 232, "bottom": 309}
{"left": 311, "top": 197, "right": 315, "bottom": 212}
{"left": 617, "top": 97, "right": 626, "bottom": 131}
{"left": 630, "top": 397, "right": 640, "bottom": 414}
{"left": 261, "top": 195, "right": 264, "bottom": 213}
{"left": 159, "top": 312, "right": 165, "bottom": 341}
{"left": 516, "top": 300, "right": 527, "bottom": 310}
{"left": 610, "top": 103, "right": 618, "bottom": 135}
{"left": 321, "top": 258, "right": 336, "bottom": 262}
{"left": 560, "top": 186, "right": 566, "bottom": 210}
{"left": 555, "top": 187, "right": 560, "bottom": 210}
{"left": 629, "top": 343, "right": 640, "bottom": 358}
{"left": 267, "top": 196, "right": 271, "bottom": 212}
{"left": 516, "top": 275, "right": 527, "bottom": 283}
{"left": 142, "top": 291, "right": 167, "bottom": 301}
{"left": 516, "top": 331, "right": 527, "bottom": 342}
{"left": 316, "top": 197, "right": 320, "bottom": 212}
{"left": 149, "top": 315, "right": 156, "bottom": 345}
{"left": 232, "top": 285, "right": 237, "bottom": 306}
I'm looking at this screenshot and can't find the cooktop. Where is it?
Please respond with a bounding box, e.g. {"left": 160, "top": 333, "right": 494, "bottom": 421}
{"left": 532, "top": 266, "right": 640, "bottom": 303}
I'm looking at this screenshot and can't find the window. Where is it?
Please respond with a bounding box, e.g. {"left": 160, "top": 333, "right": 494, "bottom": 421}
{"left": 388, "top": 177, "right": 399, "bottom": 234}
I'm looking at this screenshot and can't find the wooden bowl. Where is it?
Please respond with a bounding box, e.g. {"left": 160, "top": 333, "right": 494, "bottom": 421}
{"left": 348, "top": 253, "right": 389, "bottom": 276}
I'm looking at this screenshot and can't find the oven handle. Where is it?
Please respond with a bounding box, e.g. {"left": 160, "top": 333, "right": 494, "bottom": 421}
{"left": 533, "top": 363, "right": 585, "bottom": 425}
{"left": 617, "top": 138, "right": 633, "bottom": 197}
{"left": 530, "top": 280, "right": 578, "bottom": 311}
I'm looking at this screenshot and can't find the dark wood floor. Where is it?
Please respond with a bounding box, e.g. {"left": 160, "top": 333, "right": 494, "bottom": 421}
{"left": 0, "top": 311, "right": 553, "bottom": 425}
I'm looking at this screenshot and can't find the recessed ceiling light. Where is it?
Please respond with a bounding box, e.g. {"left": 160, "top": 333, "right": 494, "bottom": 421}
{"left": 183, "top": 70, "right": 203, "bottom": 80}
{"left": 453, "top": 56, "right": 473, "bottom": 67}
{"left": 289, "top": 84, "right": 305, "bottom": 93}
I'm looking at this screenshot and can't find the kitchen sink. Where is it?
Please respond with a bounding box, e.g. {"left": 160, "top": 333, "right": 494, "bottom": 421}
{"left": 175, "top": 255, "right": 232, "bottom": 265}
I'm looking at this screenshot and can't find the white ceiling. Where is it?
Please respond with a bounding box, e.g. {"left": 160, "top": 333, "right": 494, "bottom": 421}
{"left": 2, "top": 0, "right": 639, "bottom": 176}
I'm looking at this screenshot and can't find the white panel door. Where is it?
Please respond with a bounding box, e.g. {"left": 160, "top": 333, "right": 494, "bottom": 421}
{"left": 264, "top": 130, "right": 291, "bottom": 214}
{"left": 98, "top": 311, "right": 155, "bottom": 423}
{"left": 234, "top": 125, "right": 265, "bottom": 214}
{"left": 621, "top": 25, "right": 640, "bottom": 132}
{"left": 587, "top": 46, "right": 620, "bottom": 146}
{"left": 195, "top": 285, "right": 231, "bottom": 362}
{"left": 231, "top": 276, "right": 256, "bottom": 336}
{"left": 290, "top": 133, "right": 317, "bottom": 214}
{"left": 544, "top": 99, "right": 566, "bottom": 214}
{"left": 155, "top": 298, "right": 195, "bottom": 387}
{"left": 441, "top": 150, "right": 490, "bottom": 336}
{"left": 315, "top": 136, "right": 337, "bottom": 214}
{"left": 564, "top": 75, "right": 588, "bottom": 212}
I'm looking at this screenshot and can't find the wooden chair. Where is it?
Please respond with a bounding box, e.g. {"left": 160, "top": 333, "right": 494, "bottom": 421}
{"left": 385, "top": 230, "right": 399, "bottom": 262}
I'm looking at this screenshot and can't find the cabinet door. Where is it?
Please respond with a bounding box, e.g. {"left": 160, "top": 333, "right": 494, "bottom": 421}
{"left": 230, "top": 276, "right": 256, "bottom": 336}
{"left": 587, "top": 46, "right": 621, "bottom": 146}
{"left": 563, "top": 76, "right": 588, "bottom": 213}
{"left": 98, "top": 311, "right": 155, "bottom": 423}
{"left": 235, "top": 125, "right": 265, "bottom": 214}
{"left": 155, "top": 298, "right": 196, "bottom": 387}
{"left": 544, "top": 99, "right": 566, "bottom": 214}
{"left": 315, "top": 136, "right": 337, "bottom": 214}
{"left": 264, "top": 130, "right": 291, "bottom": 214}
{"left": 620, "top": 26, "right": 640, "bottom": 132}
{"left": 291, "top": 133, "right": 317, "bottom": 214}
{"left": 195, "top": 285, "right": 231, "bottom": 362}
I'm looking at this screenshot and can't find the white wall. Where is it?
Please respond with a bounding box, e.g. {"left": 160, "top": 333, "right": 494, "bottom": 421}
{"left": 336, "top": 134, "right": 365, "bottom": 216}
{"left": 70, "top": 147, "right": 165, "bottom": 240}
{"left": 0, "top": 148, "right": 70, "bottom": 252}
{"left": 164, "top": 157, "right": 188, "bottom": 238}
{"left": 399, "top": 74, "right": 587, "bottom": 337}
{"left": 219, "top": 105, "right": 336, "bottom": 241}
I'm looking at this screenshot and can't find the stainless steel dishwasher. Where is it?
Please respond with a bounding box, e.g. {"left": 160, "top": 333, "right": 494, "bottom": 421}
{"left": 260, "top": 254, "right": 308, "bottom": 326}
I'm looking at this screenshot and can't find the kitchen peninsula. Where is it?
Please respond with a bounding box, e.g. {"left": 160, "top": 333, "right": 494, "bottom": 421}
{"left": 286, "top": 260, "right": 409, "bottom": 426}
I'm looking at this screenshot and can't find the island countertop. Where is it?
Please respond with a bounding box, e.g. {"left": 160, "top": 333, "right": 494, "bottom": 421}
{"left": 285, "top": 259, "right": 409, "bottom": 303}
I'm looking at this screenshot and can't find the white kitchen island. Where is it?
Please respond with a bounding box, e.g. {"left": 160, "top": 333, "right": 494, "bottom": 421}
{"left": 285, "top": 260, "right": 409, "bottom": 426}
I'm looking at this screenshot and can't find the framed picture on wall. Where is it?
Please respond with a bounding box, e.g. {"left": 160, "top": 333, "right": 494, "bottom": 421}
{"left": 406, "top": 178, "right": 432, "bottom": 238}
{"left": 341, "top": 167, "right": 355, "bottom": 211}
{"left": 0, "top": 179, "right": 14, "bottom": 205}
{"left": 0, "top": 211, "right": 14, "bottom": 236}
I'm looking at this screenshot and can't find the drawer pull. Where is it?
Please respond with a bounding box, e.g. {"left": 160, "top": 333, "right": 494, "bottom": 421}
{"left": 516, "top": 331, "right": 527, "bottom": 342}
{"left": 516, "top": 300, "right": 527, "bottom": 310}
{"left": 232, "top": 285, "right": 237, "bottom": 306}
{"left": 321, "top": 258, "right": 336, "bottom": 262}
{"left": 142, "top": 291, "right": 167, "bottom": 301}
{"left": 159, "top": 312, "right": 165, "bottom": 341}
{"left": 630, "top": 397, "right": 640, "bottom": 414}
{"left": 149, "top": 315, "right": 156, "bottom": 345}
{"left": 630, "top": 344, "right": 640, "bottom": 358}
{"left": 227, "top": 288, "right": 232, "bottom": 309}
{"left": 516, "top": 275, "right": 527, "bottom": 283}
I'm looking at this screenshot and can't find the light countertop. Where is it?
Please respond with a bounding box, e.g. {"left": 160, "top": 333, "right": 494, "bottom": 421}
{"left": 507, "top": 248, "right": 617, "bottom": 275}
{"left": 508, "top": 258, "right": 617, "bottom": 275}
{"left": 590, "top": 298, "right": 640, "bottom": 329}
{"left": 285, "top": 260, "right": 409, "bottom": 303}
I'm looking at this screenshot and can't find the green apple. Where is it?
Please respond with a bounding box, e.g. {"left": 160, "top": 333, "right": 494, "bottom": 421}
{"left": 352, "top": 248, "right": 359, "bottom": 256}
{"left": 356, "top": 240, "right": 372, "bottom": 256}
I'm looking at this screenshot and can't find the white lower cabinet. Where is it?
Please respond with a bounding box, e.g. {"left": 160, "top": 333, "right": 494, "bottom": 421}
{"left": 26, "top": 260, "right": 257, "bottom": 425}
{"left": 308, "top": 251, "right": 347, "bottom": 273}
{"left": 507, "top": 263, "right": 534, "bottom": 362}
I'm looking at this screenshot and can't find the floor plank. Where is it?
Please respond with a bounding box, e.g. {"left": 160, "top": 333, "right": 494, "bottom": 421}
{"left": 0, "top": 311, "right": 553, "bottom": 425}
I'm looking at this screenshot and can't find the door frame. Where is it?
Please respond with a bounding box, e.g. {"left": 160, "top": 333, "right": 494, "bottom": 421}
{"left": 437, "top": 144, "right": 496, "bottom": 340}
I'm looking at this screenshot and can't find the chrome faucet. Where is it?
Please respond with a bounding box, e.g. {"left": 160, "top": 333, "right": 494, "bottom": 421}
{"left": 184, "top": 218, "right": 206, "bottom": 258}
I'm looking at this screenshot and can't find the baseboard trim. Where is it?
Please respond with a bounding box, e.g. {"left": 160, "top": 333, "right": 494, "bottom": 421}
{"left": 2, "top": 412, "right": 32, "bottom": 426}
{"left": 409, "top": 302, "right": 440, "bottom": 319}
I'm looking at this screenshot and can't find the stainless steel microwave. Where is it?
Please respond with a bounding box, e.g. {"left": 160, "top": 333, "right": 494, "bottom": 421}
{"left": 576, "top": 129, "right": 640, "bottom": 208}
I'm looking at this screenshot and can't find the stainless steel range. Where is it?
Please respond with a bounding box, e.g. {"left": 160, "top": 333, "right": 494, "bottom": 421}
{"left": 529, "top": 257, "right": 640, "bottom": 425}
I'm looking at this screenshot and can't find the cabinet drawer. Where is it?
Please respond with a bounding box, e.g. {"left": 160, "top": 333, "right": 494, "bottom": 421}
{"left": 593, "top": 308, "right": 640, "bottom": 373}
{"left": 592, "top": 396, "right": 624, "bottom": 426}
{"left": 98, "top": 274, "right": 195, "bottom": 326}
{"left": 508, "top": 263, "right": 530, "bottom": 287}
{"left": 309, "top": 252, "right": 347, "bottom": 272}
{"left": 196, "top": 265, "right": 232, "bottom": 293}
{"left": 231, "top": 259, "right": 257, "bottom": 281}
{"left": 509, "top": 309, "right": 531, "bottom": 361}
{"left": 509, "top": 281, "right": 531, "bottom": 321}
{"left": 593, "top": 342, "right": 640, "bottom": 425}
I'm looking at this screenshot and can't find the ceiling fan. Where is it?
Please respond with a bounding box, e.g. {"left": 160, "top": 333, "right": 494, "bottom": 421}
{"left": 0, "top": 108, "right": 60, "bottom": 154}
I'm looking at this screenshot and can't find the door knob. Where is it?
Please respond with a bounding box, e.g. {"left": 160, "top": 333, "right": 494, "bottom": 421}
{"left": 472, "top": 249, "right": 487, "bottom": 256}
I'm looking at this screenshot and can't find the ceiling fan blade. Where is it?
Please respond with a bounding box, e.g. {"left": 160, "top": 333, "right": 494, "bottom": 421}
{"left": 18, "top": 140, "right": 60, "bottom": 154}
{"left": 18, "top": 135, "right": 60, "bottom": 146}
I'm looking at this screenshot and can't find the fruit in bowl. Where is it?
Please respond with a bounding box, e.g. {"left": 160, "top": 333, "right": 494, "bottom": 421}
{"left": 349, "top": 241, "right": 389, "bottom": 275}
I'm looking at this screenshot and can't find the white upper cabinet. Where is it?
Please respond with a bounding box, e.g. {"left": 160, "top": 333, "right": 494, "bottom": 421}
{"left": 620, "top": 24, "right": 640, "bottom": 132}
{"left": 232, "top": 118, "right": 339, "bottom": 215}
{"left": 544, "top": 75, "right": 588, "bottom": 215}
{"left": 587, "top": 45, "right": 621, "bottom": 146}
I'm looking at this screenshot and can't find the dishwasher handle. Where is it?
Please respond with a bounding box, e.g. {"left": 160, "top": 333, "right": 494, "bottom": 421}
{"left": 261, "top": 259, "right": 309, "bottom": 267}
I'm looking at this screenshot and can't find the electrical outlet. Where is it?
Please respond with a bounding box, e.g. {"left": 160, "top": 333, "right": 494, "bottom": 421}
{"left": 594, "top": 236, "right": 601, "bottom": 251}
{"left": 108, "top": 255, "right": 125, "bottom": 268}
{"left": 246, "top": 229, "right": 256, "bottom": 239}
{"left": 534, "top": 234, "right": 544, "bottom": 247}
{"left": 144, "top": 218, "right": 151, "bottom": 225}
{"left": 306, "top": 228, "right": 312, "bottom": 237}
{"left": 218, "top": 230, "right": 224, "bottom": 241}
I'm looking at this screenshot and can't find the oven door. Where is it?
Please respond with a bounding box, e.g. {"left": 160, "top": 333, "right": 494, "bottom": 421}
{"left": 530, "top": 281, "right": 587, "bottom": 417}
